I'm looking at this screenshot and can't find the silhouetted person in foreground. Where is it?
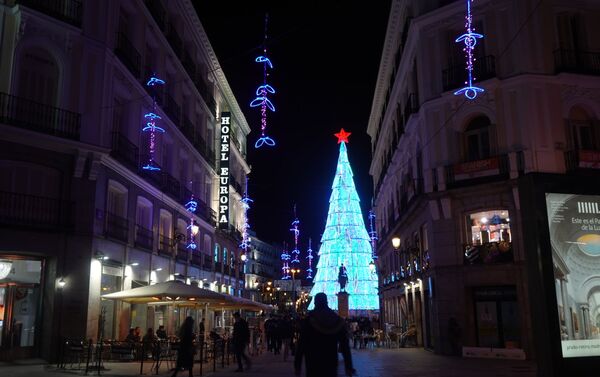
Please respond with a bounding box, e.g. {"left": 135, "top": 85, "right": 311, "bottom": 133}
{"left": 172, "top": 316, "right": 195, "bottom": 377}
{"left": 294, "top": 293, "right": 353, "bottom": 377}
{"left": 232, "top": 312, "right": 252, "bottom": 372}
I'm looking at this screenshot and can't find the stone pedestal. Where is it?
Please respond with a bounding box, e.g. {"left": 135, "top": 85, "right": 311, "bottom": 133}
{"left": 337, "top": 291, "right": 350, "bottom": 318}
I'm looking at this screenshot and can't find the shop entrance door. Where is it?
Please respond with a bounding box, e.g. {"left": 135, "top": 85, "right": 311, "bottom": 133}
{"left": 473, "top": 286, "right": 521, "bottom": 349}
{"left": 0, "top": 258, "right": 43, "bottom": 361}
{"left": 0, "top": 284, "right": 41, "bottom": 360}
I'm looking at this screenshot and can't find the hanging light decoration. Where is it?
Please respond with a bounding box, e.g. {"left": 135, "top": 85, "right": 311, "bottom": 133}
{"left": 290, "top": 205, "right": 300, "bottom": 266}
{"left": 142, "top": 74, "right": 166, "bottom": 170}
{"left": 239, "top": 178, "right": 253, "bottom": 261}
{"left": 281, "top": 242, "right": 290, "bottom": 279}
{"left": 185, "top": 183, "right": 199, "bottom": 250}
{"left": 454, "top": 0, "right": 484, "bottom": 100}
{"left": 250, "top": 13, "right": 276, "bottom": 148}
{"left": 306, "top": 238, "right": 314, "bottom": 279}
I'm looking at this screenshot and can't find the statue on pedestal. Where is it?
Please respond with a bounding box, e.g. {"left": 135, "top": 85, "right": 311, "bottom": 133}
{"left": 338, "top": 263, "right": 348, "bottom": 292}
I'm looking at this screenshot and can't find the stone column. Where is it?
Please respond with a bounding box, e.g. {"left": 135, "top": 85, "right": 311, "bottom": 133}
{"left": 560, "top": 279, "right": 571, "bottom": 337}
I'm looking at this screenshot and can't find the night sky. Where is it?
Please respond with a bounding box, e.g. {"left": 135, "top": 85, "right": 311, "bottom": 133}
{"left": 196, "top": 1, "right": 390, "bottom": 264}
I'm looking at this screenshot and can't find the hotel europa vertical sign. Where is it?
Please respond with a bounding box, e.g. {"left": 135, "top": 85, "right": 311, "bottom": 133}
{"left": 218, "top": 112, "right": 231, "bottom": 229}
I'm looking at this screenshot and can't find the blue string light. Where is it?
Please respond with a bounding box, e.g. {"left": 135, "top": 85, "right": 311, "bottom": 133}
{"left": 239, "top": 178, "right": 253, "bottom": 255}
{"left": 185, "top": 185, "right": 198, "bottom": 250}
{"left": 368, "top": 210, "right": 378, "bottom": 260}
{"left": 454, "top": 0, "right": 484, "bottom": 100}
{"left": 290, "top": 206, "right": 300, "bottom": 265}
{"left": 306, "top": 238, "right": 314, "bottom": 279}
{"left": 142, "top": 74, "right": 165, "bottom": 171}
{"left": 251, "top": 14, "right": 276, "bottom": 148}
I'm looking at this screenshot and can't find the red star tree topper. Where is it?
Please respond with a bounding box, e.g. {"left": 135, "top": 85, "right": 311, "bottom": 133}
{"left": 334, "top": 128, "right": 351, "bottom": 143}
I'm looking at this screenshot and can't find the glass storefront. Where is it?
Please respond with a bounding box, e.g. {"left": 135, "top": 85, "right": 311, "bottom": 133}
{"left": 0, "top": 258, "right": 42, "bottom": 357}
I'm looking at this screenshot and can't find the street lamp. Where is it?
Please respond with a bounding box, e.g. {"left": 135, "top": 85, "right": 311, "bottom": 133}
{"left": 290, "top": 268, "right": 301, "bottom": 312}
{"left": 240, "top": 253, "right": 247, "bottom": 262}
{"left": 392, "top": 237, "right": 401, "bottom": 250}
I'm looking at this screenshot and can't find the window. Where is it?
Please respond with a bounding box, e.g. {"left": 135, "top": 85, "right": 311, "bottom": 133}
{"left": 214, "top": 244, "right": 220, "bottom": 262}
{"left": 16, "top": 48, "right": 59, "bottom": 106}
{"left": 136, "top": 197, "right": 153, "bottom": 229}
{"left": 107, "top": 180, "right": 128, "bottom": 217}
{"left": 223, "top": 248, "right": 228, "bottom": 265}
{"left": 465, "top": 210, "right": 513, "bottom": 264}
{"left": 464, "top": 116, "right": 493, "bottom": 161}
{"left": 567, "top": 106, "right": 598, "bottom": 150}
{"left": 159, "top": 210, "right": 172, "bottom": 240}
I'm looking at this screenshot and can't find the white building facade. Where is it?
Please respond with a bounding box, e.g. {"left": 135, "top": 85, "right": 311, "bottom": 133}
{"left": 369, "top": 0, "right": 600, "bottom": 372}
{"left": 0, "top": 0, "right": 250, "bottom": 361}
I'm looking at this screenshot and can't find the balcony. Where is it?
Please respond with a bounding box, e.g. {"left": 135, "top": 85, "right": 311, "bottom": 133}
{"left": 115, "top": 32, "right": 141, "bottom": 79}
{"left": 158, "top": 235, "right": 174, "bottom": 257}
{"left": 565, "top": 149, "right": 600, "bottom": 171}
{"left": 554, "top": 49, "right": 600, "bottom": 76}
{"left": 105, "top": 211, "right": 128, "bottom": 242}
{"left": 166, "top": 26, "right": 183, "bottom": 57}
{"left": 445, "top": 154, "right": 509, "bottom": 189}
{"left": 215, "top": 261, "right": 223, "bottom": 273}
{"left": 231, "top": 178, "right": 243, "bottom": 195}
{"left": 0, "top": 92, "right": 81, "bottom": 140}
{"left": 17, "top": 0, "right": 82, "bottom": 27}
{"left": 442, "top": 55, "right": 496, "bottom": 92}
{"left": 144, "top": 0, "right": 166, "bottom": 31}
{"left": 464, "top": 241, "right": 513, "bottom": 265}
{"left": 403, "top": 93, "right": 419, "bottom": 125}
{"left": 191, "top": 254, "right": 203, "bottom": 267}
{"left": 111, "top": 132, "right": 139, "bottom": 171}
{"left": 0, "top": 191, "right": 72, "bottom": 230}
{"left": 164, "top": 93, "right": 181, "bottom": 126}
{"left": 176, "top": 243, "right": 189, "bottom": 262}
{"left": 135, "top": 224, "right": 154, "bottom": 250}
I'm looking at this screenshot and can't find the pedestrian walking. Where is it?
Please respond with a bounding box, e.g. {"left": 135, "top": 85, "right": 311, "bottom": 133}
{"left": 232, "top": 312, "right": 252, "bottom": 372}
{"left": 294, "top": 293, "right": 353, "bottom": 377}
{"left": 264, "top": 315, "right": 275, "bottom": 352}
{"left": 172, "top": 316, "right": 195, "bottom": 377}
{"left": 280, "top": 315, "right": 294, "bottom": 361}
{"left": 198, "top": 319, "right": 205, "bottom": 342}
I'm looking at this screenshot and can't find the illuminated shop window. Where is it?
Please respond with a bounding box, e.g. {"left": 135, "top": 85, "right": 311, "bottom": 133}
{"left": 468, "top": 210, "right": 511, "bottom": 244}
{"left": 465, "top": 210, "right": 513, "bottom": 265}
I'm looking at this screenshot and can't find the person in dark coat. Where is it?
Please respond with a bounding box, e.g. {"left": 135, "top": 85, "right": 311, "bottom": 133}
{"left": 294, "top": 293, "right": 353, "bottom": 377}
{"left": 232, "top": 312, "right": 252, "bottom": 372}
{"left": 280, "top": 315, "right": 294, "bottom": 361}
{"left": 172, "top": 316, "right": 195, "bottom": 377}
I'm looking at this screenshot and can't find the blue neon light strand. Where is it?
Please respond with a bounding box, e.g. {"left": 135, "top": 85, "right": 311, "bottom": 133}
{"left": 454, "top": 0, "right": 484, "bottom": 100}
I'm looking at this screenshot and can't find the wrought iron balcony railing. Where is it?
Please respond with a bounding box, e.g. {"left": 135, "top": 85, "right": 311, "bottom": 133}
{"left": 554, "top": 49, "right": 600, "bottom": 76}
{"left": 111, "top": 132, "right": 139, "bottom": 170}
{"left": 144, "top": 0, "right": 166, "bottom": 31}
{"left": 105, "top": 211, "right": 129, "bottom": 242}
{"left": 17, "top": 0, "right": 83, "bottom": 27}
{"left": 0, "top": 92, "right": 81, "bottom": 140}
{"left": 0, "top": 191, "right": 73, "bottom": 229}
{"left": 445, "top": 154, "right": 509, "bottom": 189}
{"left": 135, "top": 224, "right": 154, "bottom": 250}
{"left": 442, "top": 55, "right": 496, "bottom": 92}
{"left": 115, "top": 32, "right": 141, "bottom": 79}
{"left": 158, "top": 234, "right": 174, "bottom": 257}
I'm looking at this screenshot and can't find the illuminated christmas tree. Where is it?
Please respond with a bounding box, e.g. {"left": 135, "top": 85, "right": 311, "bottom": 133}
{"left": 308, "top": 129, "right": 379, "bottom": 311}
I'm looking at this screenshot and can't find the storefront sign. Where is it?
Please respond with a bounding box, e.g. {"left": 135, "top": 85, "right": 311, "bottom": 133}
{"left": 546, "top": 193, "right": 600, "bottom": 358}
{"left": 453, "top": 156, "right": 499, "bottom": 181}
{"left": 578, "top": 150, "right": 600, "bottom": 169}
{"left": 218, "top": 112, "right": 231, "bottom": 229}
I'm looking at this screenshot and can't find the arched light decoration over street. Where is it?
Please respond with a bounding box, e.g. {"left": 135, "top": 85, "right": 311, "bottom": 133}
{"left": 392, "top": 237, "right": 402, "bottom": 250}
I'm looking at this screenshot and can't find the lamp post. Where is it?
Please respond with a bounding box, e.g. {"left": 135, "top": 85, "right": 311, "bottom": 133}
{"left": 392, "top": 237, "right": 401, "bottom": 251}
{"left": 290, "top": 268, "right": 300, "bottom": 312}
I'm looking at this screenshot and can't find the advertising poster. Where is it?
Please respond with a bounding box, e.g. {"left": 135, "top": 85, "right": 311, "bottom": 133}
{"left": 546, "top": 193, "right": 600, "bottom": 358}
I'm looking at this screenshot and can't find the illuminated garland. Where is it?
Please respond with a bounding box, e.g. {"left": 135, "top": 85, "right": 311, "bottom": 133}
{"left": 142, "top": 74, "right": 165, "bottom": 170}
{"left": 250, "top": 13, "right": 276, "bottom": 148}
{"left": 368, "top": 210, "right": 378, "bottom": 260}
{"left": 281, "top": 243, "right": 290, "bottom": 279}
{"left": 239, "top": 178, "right": 253, "bottom": 256}
{"left": 290, "top": 206, "right": 300, "bottom": 265}
{"left": 306, "top": 238, "right": 314, "bottom": 279}
{"left": 184, "top": 186, "right": 198, "bottom": 250}
{"left": 454, "top": 0, "right": 484, "bottom": 100}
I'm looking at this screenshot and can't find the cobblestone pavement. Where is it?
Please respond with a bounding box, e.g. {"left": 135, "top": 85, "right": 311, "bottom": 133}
{"left": 0, "top": 348, "right": 537, "bottom": 377}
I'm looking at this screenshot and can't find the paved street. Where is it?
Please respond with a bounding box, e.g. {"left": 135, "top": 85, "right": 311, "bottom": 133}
{"left": 0, "top": 348, "right": 536, "bottom": 377}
